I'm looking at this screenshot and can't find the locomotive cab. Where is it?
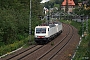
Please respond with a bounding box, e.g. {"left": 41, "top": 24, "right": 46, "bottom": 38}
{"left": 35, "top": 26, "right": 50, "bottom": 43}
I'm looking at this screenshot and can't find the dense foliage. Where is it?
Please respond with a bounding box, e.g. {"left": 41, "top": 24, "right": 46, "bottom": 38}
{"left": 0, "top": 0, "right": 29, "bottom": 45}
{"left": 43, "top": 0, "right": 63, "bottom": 9}
{"left": 0, "top": 0, "right": 43, "bottom": 46}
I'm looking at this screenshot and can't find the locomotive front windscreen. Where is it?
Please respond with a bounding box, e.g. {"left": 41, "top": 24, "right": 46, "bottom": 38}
{"left": 36, "top": 28, "right": 46, "bottom": 33}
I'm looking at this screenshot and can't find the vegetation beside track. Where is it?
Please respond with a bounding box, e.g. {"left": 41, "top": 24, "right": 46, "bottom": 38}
{"left": 60, "top": 20, "right": 81, "bottom": 35}
{"left": 0, "top": 35, "right": 35, "bottom": 57}
{"left": 60, "top": 19, "right": 90, "bottom": 60}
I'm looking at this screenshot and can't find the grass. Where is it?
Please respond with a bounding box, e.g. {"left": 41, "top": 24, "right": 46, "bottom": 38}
{"left": 60, "top": 19, "right": 81, "bottom": 31}
{"left": 51, "top": 42, "right": 54, "bottom": 46}
{"left": 0, "top": 35, "right": 35, "bottom": 57}
{"left": 73, "top": 37, "right": 89, "bottom": 60}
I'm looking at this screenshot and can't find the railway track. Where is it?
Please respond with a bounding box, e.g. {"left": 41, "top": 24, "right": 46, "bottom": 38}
{"left": 37, "top": 24, "right": 73, "bottom": 60}
{"left": 48, "top": 25, "right": 74, "bottom": 60}
{"left": 0, "top": 24, "right": 80, "bottom": 60}
{"left": 52, "top": 26, "right": 80, "bottom": 60}
{"left": 1, "top": 45, "right": 43, "bottom": 60}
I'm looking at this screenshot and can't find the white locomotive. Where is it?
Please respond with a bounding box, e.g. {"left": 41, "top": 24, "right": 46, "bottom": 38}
{"left": 34, "top": 22, "right": 62, "bottom": 44}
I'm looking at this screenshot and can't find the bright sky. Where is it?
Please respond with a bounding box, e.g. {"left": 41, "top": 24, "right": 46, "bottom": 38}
{"left": 40, "top": 0, "right": 50, "bottom": 3}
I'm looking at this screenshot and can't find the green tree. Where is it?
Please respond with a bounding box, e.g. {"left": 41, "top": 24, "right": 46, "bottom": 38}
{"left": 0, "top": 0, "right": 43, "bottom": 45}
{"left": 0, "top": 0, "right": 29, "bottom": 45}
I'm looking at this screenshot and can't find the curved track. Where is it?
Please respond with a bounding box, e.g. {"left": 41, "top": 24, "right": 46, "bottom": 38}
{"left": 37, "top": 24, "right": 73, "bottom": 60}
{"left": 0, "top": 23, "right": 80, "bottom": 60}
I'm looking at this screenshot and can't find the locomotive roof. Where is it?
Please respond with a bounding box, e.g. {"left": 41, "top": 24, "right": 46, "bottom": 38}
{"left": 35, "top": 22, "right": 62, "bottom": 28}
{"left": 49, "top": 24, "right": 56, "bottom": 28}
{"left": 53, "top": 21, "right": 62, "bottom": 25}
{"left": 36, "top": 24, "right": 55, "bottom": 28}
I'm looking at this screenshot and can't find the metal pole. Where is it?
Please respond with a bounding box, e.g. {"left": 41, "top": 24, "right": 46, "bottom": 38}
{"left": 82, "top": 18, "right": 84, "bottom": 37}
{"left": 86, "top": 15, "right": 88, "bottom": 33}
{"left": 29, "top": 0, "right": 31, "bottom": 41}
{"left": 81, "top": 15, "right": 84, "bottom": 37}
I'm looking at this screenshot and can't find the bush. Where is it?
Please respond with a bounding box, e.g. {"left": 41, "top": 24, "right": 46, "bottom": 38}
{"left": 0, "top": 36, "right": 30, "bottom": 56}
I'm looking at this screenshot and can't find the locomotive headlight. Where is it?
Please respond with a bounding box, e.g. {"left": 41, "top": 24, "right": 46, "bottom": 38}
{"left": 37, "top": 36, "right": 45, "bottom": 38}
